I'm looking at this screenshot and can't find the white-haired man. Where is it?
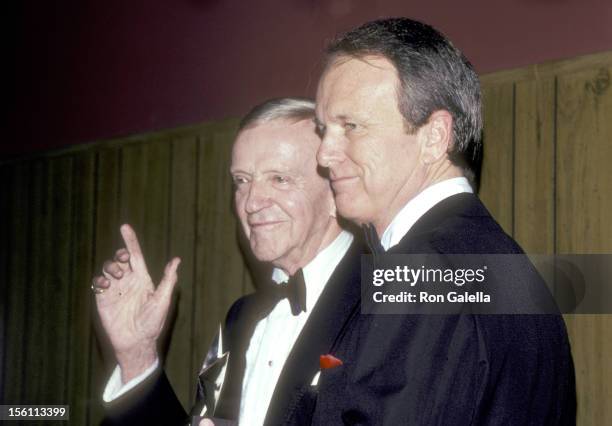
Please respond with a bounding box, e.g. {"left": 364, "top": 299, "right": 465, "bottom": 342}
{"left": 93, "top": 98, "right": 363, "bottom": 425}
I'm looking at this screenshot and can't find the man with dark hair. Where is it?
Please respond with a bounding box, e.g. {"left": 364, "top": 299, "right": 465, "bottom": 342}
{"left": 325, "top": 18, "right": 481, "bottom": 164}
{"left": 313, "top": 18, "right": 576, "bottom": 424}
{"left": 93, "top": 97, "right": 364, "bottom": 425}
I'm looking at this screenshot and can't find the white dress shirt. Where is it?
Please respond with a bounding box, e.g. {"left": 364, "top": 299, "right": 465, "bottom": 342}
{"left": 103, "top": 230, "right": 354, "bottom": 426}
{"left": 239, "top": 230, "right": 353, "bottom": 425}
{"left": 380, "top": 177, "right": 473, "bottom": 251}
{"left": 103, "top": 358, "right": 160, "bottom": 402}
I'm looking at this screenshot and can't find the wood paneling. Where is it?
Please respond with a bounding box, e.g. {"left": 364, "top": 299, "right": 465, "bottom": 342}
{"left": 2, "top": 161, "right": 30, "bottom": 404}
{"left": 480, "top": 83, "right": 515, "bottom": 234}
{"left": 166, "top": 135, "right": 199, "bottom": 406}
{"left": 514, "top": 77, "right": 556, "bottom": 254}
{"left": 23, "top": 159, "right": 52, "bottom": 409}
{"left": 42, "top": 157, "right": 73, "bottom": 407}
{"left": 1, "top": 51, "right": 611, "bottom": 425}
{"left": 66, "top": 152, "right": 96, "bottom": 425}
{"left": 556, "top": 66, "right": 612, "bottom": 254}
{"left": 556, "top": 65, "right": 612, "bottom": 425}
{"left": 479, "top": 57, "right": 612, "bottom": 425}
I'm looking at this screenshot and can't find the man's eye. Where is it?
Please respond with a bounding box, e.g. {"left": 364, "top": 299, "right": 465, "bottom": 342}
{"left": 344, "top": 122, "right": 357, "bottom": 131}
{"left": 232, "top": 176, "right": 248, "bottom": 186}
{"left": 273, "top": 175, "right": 289, "bottom": 184}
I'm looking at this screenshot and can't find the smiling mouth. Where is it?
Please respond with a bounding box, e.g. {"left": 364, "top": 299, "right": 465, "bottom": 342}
{"left": 249, "top": 220, "right": 284, "bottom": 229}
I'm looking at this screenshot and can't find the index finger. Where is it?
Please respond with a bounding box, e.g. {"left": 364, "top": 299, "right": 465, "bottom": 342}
{"left": 120, "top": 224, "right": 148, "bottom": 273}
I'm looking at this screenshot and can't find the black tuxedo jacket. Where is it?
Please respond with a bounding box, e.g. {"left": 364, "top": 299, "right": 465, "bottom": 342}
{"left": 310, "top": 193, "right": 576, "bottom": 425}
{"left": 102, "top": 238, "right": 365, "bottom": 426}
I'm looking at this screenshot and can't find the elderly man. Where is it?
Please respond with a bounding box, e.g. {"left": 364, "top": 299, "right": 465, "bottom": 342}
{"left": 312, "top": 18, "right": 576, "bottom": 424}
{"left": 93, "top": 98, "right": 362, "bottom": 425}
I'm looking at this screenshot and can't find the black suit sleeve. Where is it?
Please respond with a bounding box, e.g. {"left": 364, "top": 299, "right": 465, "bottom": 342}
{"left": 102, "top": 368, "right": 187, "bottom": 426}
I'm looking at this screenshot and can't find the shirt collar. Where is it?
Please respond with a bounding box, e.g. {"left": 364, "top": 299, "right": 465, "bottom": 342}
{"left": 380, "top": 177, "right": 473, "bottom": 251}
{"left": 271, "top": 230, "right": 354, "bottom": 311}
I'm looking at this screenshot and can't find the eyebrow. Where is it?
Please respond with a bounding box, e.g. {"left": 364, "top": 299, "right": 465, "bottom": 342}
{"left": 229, "top": 168, "right": 295, "bottom": 176}
{"left": 314, "top": 114, "right": 353, "bottom": 125}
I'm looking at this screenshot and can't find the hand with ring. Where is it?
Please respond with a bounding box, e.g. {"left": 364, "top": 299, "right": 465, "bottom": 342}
{"left": 92, "top": 224, "right": 181, "bottom": 383}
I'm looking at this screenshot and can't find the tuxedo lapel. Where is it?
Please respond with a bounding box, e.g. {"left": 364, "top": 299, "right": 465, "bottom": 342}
{"left": 263, "top": 240, "right": 364, "bottom": 425}
{"left": 213, "top": 293, "right": 277, "bottom": 419}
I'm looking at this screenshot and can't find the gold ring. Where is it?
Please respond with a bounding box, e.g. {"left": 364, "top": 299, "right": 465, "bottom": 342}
{"left": 91, "top": 282, "right": 106, "bottom": 294}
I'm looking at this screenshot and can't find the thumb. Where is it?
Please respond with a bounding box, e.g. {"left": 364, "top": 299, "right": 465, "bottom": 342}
{"left": 155, "top": 257, "right": 181, "bottom": 304}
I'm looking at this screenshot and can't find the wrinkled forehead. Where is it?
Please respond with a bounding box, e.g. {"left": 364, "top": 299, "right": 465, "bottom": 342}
{"left": 231, "top": 118, "right": 320, "bottom": 169}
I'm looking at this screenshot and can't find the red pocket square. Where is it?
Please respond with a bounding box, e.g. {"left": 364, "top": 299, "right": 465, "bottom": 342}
{"left": 320, "top": 354, "right": 343, "bottom": 369}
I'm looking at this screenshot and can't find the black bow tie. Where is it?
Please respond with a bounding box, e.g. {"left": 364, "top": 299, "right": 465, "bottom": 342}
{"left": 264, "top": 269, "right": 307, "bottom": 316}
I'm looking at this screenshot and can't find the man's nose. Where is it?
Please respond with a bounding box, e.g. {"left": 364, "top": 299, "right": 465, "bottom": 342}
{"left": 317, "top": 131, "right": 345, "bottom": 169}
{"left": 245, "top": 180, "right": 271, "bottom": 214}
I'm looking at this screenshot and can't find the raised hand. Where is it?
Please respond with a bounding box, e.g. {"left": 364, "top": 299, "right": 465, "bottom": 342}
{"left": 92, "top": 224, "right": 180, "bottom": 383}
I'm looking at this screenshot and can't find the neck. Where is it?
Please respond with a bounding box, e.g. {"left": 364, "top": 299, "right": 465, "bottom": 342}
{"left": 372, "top": 162, "right": 464, "bottom": 236}
{"left": 274, "top": 217, "right": 343, "bottom": 276}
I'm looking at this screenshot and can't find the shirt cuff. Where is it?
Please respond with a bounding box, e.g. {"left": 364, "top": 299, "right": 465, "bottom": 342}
{"left": 102, "top": 358, "right": 160, "bottom": 403}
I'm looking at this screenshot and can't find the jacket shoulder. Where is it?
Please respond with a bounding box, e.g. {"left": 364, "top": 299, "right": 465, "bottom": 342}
{"left": 426, "top": 193, "right": 524, "bottom": 254}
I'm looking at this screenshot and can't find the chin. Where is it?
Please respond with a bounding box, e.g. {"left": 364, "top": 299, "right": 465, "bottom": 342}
{"left": 250, "top": 240, "right": 284, "bottom": 263}
{"left": 250, "top": 248, "right": 278, "bottom": 263}
{"left": 335, "top": 195, "right": 367, "bottom": 223}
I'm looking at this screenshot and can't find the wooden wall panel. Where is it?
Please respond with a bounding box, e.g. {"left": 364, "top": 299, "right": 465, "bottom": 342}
{"left": 14, "top": 156, "right": 75, "bottom": 425}
{"left": 119, "top": 143, "right": 148, "bottom": 241}
{"left": 41, "top": 157, "right": 74, "bottom": 409}
{"left": 513, "top": 77, "right": 556, "bottom": 253}
{"left": 480, "top": 83, "right": 515, "bottom": 234}
{"left": 119, "top": 139, "right": 171, "bottom": 283}
{"left": 66, "top": 152, "right": 96, "bottom": 425}
{"left": 556, "top": 65, "right": 612, "bottom": 425}
{"left": 23, "top": 159, "right": 52, "bottom": 410}
{"left": 556, "top": 66, "right": 612, "bottom": 254}
{"left": 166, "top": 135, "right": 199, "bottom": 407}
{"left": 2, "top": 162, "right": 30, "bottom": 404}
{"left": 140, "top": 140, "right": 171, "bottom": 284}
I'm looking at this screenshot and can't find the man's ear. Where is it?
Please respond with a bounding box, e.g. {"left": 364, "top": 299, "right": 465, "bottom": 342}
{"left": 419, "top": 110, "right": 453, "bottom": 164}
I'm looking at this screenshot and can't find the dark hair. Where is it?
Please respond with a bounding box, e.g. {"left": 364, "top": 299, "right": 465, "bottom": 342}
{"left": 325, "top": 18, "right": 482, "bottom": 171}
{"left": 239, "top": 97, "right": 315, "bottom": 131}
